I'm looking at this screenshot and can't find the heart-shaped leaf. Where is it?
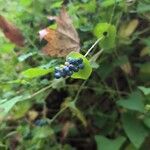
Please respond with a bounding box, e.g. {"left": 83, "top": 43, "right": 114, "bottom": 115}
{"left": 67, "top": 52, "right": 92, "bottom": 80}
{"left": 93, "top": 23, "right": 116, "bottom": 50}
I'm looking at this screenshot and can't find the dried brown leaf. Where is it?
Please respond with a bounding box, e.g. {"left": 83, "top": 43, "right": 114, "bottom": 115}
{"left": 0, "top": 15, "right": 25, "bottom": 47}
{"left": 39, "top": 7, "right": 80, "bottom": 57}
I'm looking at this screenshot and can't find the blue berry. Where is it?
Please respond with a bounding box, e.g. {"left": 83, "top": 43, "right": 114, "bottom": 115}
{"left": 60, "top": 70, "right": 67, "bottom": 77}
{"left": 67, "top": 58, "right": 77, "bottom": 65}
{"left": 78, "top": 63, "right": 84, "bottom": 69}
{"left": 54, "top": 72, "right": 61, "bottom": 79}
{"left": 69, "top": 64, "right": 75, "bottom": 71}
{"left": 63, "top": 66, "right": 70, "bottom": 73}
{"left": 70, "top": 59, "right": 76, "bottom": 64}
{"left": 67, "top": 70, "right": 73, "bottom": 76}
{"left": 77, "top": 58, "right": 83, "bottom": 64}
{"left": 72, "top": 66, "right": 79, "bottom": 72}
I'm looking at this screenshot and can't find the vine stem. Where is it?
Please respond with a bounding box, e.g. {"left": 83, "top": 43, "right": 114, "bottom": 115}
{"left": 109, "top": 0, "right": 117, "bottom": 24}
{"left": 48, "top": 107, "right": 66, "bottom": 124}
{"left": 28, "top": 84, "right": 52, "bottom": 99}
{"left": 84, "top": 36, "right": 104, "bottom": 57}
{"left": 74, "top": 80, "right": 87, "bottom": 103}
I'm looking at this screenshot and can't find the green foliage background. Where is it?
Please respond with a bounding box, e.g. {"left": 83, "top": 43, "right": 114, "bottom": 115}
{"left": 0, "top": 0, "right": 150, "bottom": 149}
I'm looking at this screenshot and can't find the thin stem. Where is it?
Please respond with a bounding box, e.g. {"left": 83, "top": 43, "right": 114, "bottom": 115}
{"left": 84, "top": 36, "right": 104, "bottom": 57}
{"left": 17, "top": 84, "right": 52, "bottom": 103}
{"left": 26, "top": 36, "right": 38, "bottom": 50}
{"left": 29, "top": 84, "right": 52, "bottom": 99}
{"left": 49, "top": 107, "right": 66, "bottom": 124}
{"left": 113, "top": 77, "right": 122, "bottom": 99}
{"left": 109, "top": 0, "right": 117, "bottom": 24}
{"left": 74, "top": 80, "right": 87, "bottom": 103}
{"left": 65, "top": 84, "right": 129, "bottom": 95}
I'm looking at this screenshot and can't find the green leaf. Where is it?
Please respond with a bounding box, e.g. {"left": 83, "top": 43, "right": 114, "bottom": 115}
{"left": 21, "top": 67, "right": 53, "bottom": 78}
{"left": 125, "top": 144, "right": 137, "bottom": 150}
{"left": 138, "top": 86, "right": 150, "bottom": 96}
{"left": 0, "top": 43, "right": 15, "bottom": 53}
{"left": 137, "top": 2, "right": 150, "bottom": 13}
{"left": 12, "top": 101, "right": 31, "bottom": 119}
{"left": 101, "top": 0, "right": 123, "bottom": 7}
{"left": 143, "top": 116, "right": 150, "bottom": 128}
{"left": 18, "top": 52, "right": 37, "bottom": 62}
{"left": 51, "top": 78, "right": 66, "bottom": 90}
{"left": 93, "top": 23, "right": 116, "bottom": 50}
{"left": 142, "top": 37, "right": 150, "bottom": 47}
{"left": 67, "top": 52, "right": 92, "bottom": 80}
{"left": 80, "top": 0, "right": 96, "bottom": 13}
{"left": 122, "top": 113, "right": 148, "bottom": 149}
{"left": 0, "top": 95, "right": 28, "bottom": 118}
{"left": 139, "top": 62, "right": 150, "bottom": 81}
{"left": 20, "top": 0, "right": 32, "bottom": 6}
{"left": 32, "top": 126, "right": 54, "bottom": 139}
{"left": 50, "top": 1, "right": 63, "bottom": 9}
{"left": 95, "top": 135, "right": 126, "bottom": 150}
{"left": 117, "top": 91, "right": 145, "bottom": 112}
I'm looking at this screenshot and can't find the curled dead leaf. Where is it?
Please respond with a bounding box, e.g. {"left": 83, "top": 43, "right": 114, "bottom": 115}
{"left": 27, "top": 110, "right": 39, "bottom": 121}
{"left": 0, "top": 15, "right": 25, "bottom": 47}
{"left": 61, "top": 121, "right": 74, "bottom": 141}
{"left": 39, "top": 7, "right": 80, "bottom": 57}
{"left": 119, "top": 19, "right": 139, "bottom": 38}
{"left": 120, "top": 62, "right": 132, "bottom": 75}
{"left": 140, "top": 47, "right": 150, "bottom": 57}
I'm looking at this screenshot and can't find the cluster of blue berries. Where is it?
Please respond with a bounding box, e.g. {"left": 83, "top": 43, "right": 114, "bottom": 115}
{"left": 54, "top": 57, "right": 84, "bottom": 79}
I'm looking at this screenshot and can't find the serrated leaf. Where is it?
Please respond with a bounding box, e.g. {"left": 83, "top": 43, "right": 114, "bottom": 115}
{"left": 95, "top": 135, "right": 126, "bottom": 150}
{"left": 117, "top": 91, "right": 145, "bottom": 112}
{"left": 122, "top": 113, "right": 148, "bottom": 149}
{"left": 22, "top": 67, "right": 53, "bottom": 78}
{"left": 67, "top": 52, "right": 92, "bottom": 80}
{"left": 93, "top": 23, "right": 116, "bottom": 50}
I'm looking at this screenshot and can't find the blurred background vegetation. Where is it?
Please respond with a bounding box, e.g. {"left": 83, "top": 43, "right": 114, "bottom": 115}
{"left": 0, "top": 0, "right": 150, "bottom": 149}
